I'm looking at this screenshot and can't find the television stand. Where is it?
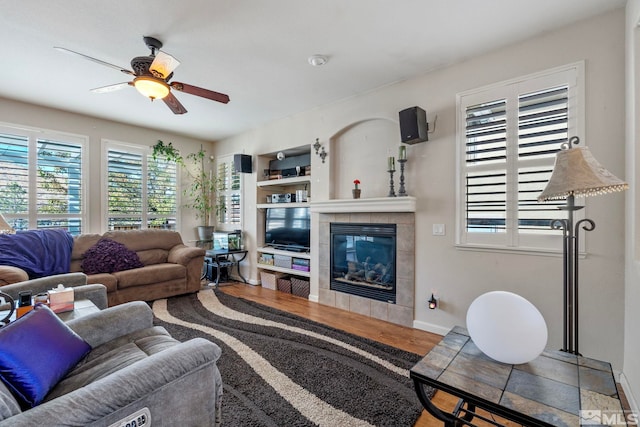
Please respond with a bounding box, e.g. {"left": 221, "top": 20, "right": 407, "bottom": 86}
{"left": 257, "top": 246, "right": 311, "bottom": 278}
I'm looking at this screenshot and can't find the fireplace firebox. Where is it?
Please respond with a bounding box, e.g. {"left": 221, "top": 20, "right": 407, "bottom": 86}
{"left": 330, "top": 223, "right": 396, "bottom": 303}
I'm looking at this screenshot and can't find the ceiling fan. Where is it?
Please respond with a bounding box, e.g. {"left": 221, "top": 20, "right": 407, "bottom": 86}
{"left": 54, "top": 36, "right": 230, "bottom": 114}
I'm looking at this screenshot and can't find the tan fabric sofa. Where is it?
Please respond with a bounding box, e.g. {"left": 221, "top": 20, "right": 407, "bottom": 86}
{"left": 0, "top": 265, "right": 28, "bottom": 287}
{"left": 70, "top": 229, "right": 205, "bottom": 306}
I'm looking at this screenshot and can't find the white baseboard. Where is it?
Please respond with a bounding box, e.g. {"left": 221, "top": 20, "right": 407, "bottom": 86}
{"left": 413, "top": 319, "right": 450, "bottom": 336}
{"left": 228, "top": 275, "right": 260, "bottom": 286}
{"left": 620, "top": 372, "right": 639, "bottom": 416}
{"left": 308, "top": 294, "right": 319, "bottom": 302}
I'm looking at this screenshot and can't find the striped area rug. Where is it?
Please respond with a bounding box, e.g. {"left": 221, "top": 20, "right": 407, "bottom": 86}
{"left": 151, "top": 289, "right": 427, "bottom": 426}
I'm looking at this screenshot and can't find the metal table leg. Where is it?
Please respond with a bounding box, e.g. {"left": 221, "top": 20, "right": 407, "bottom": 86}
{"left": 232, "top": 252, "right": 248, "bottom": 283}
{"left": 214, "top": 256, "right": 222, "bottom": 287}
{"left": 413, "top": 380, "right": 460, "bottom": 426}
{"left": 413, "top": 380, "right": 501, "bottom": 427}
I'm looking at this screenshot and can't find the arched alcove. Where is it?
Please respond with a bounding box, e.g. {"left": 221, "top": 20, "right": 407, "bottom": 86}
{"left": 328, "top": 118, "right": 399, "bottom": 200}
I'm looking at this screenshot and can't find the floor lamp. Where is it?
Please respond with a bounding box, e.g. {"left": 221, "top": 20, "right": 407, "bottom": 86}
{"left": 537, "top": 136, "right": 627, "bottom": 355}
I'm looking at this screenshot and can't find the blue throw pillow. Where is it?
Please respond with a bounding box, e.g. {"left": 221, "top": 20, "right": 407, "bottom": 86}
{"left": 0, "top": 304, "right": 91, "bottom": 408}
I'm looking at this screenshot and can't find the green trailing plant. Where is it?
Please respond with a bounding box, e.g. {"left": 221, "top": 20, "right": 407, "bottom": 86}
{"left": 151, "top": 140, "right": 224, "bottom": 227}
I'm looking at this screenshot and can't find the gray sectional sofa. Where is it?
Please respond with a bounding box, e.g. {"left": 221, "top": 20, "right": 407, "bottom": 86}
{"left": 0, "top": 301, "right": 223, "bottom": 426}
{"left": 0, "top": 273, "right": 223, "bottom": 426}
{"left": 0, "top": 272, "right": 108, "bottom": 310}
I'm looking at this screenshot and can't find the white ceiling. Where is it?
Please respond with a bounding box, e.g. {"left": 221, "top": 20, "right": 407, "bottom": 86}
{"left": 0, "top": 0, "right": 626, "bottom": 141}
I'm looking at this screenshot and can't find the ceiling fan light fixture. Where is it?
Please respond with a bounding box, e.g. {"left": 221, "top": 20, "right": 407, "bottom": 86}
{"left": 133, "top": 76, "right": 170, "bottom": 100}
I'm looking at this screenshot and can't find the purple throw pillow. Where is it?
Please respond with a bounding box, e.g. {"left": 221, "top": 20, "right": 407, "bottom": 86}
{"left": 81, "top": 238, "right": 144, "bottom": 275}
{"left": 0, "top": 304, "right": 91, "bottom": 408}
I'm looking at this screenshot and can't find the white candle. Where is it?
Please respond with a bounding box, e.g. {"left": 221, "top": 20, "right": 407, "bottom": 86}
{"left": 388, "top": 156, "right": 395, "bottom": 171}
{"left": 399, "top": 145, "right": 407, "bottom": 161}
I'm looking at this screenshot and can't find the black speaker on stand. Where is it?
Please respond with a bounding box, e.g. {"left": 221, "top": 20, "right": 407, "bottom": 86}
{"left": 399, "top": 106, "right": 429, "bottom": 144}
{"left": 234, "top": 154, "right": 252, "bottom": 173}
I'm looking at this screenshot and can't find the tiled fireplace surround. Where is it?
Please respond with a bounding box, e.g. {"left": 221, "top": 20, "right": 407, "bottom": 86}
{"left": 315, "top": 206, "right": 415, "bottom": 328}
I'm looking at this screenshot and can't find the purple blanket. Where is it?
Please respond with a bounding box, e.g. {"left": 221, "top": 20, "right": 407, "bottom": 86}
{"left": 0, "top": 229, "right": 73, "bottom": 279}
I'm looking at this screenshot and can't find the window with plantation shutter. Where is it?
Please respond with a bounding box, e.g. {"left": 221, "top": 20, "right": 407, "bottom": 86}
{"left": 216, "top": 155, "right": 242, "bottom": 227}
{"left": 457, "top": 63, "right": 584, "bottom": 252}
{"left": 147, "top": 155, "right": 178, "bottom": 229}
{"left": 0, "top": 127, "right": 86, "bottom": 234}
{"left": 105, "top": 141, "right": 177, "bottom": 231}
{"left": 36, "top": 139, "right": 84, "bottom": 233}
{"left": 0, "top": 133, "right": 29, "bottom": 227}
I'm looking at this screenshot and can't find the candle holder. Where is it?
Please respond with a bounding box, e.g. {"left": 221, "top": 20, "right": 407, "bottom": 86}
{"left": 387, "top": 169, "right": 396, "bottom": 197}
{"left": 398, "top": 159, "right": 407, "bottom": 196}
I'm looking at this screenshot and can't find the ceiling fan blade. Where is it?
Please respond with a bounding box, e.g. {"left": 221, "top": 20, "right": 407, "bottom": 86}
{"left": 90, "top": 82, "right": 131, "bottom": 93}
{"left": 150, "top": 51, "right": 180, "bottom": 79}
{"left": 54, "top": 46, "right": 135, "bottom": 76}
{"left": 163, "top": 92, "right": 188, "bottom": 114}
{"left": 170, "top": 81, "right": 230, "bottom": 104}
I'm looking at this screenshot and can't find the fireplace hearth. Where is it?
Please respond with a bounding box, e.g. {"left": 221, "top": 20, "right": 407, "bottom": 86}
{"left": 330, "top": 223, "right": 396, "bottom": 303}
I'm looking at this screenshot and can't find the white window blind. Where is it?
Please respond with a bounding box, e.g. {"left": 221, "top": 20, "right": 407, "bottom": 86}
{"left": 147, "top": 154, "right": 177, "bottom": 228}
{"left": 107, "top": 148, "right": 143, "bottom": 230}
{"left": 216, "top": 155, "right": 242, "bottom": 227}
{"left": 105, "top": 142, "right": 177, "bottom": 230}
{"left": 0, "top": 133, "right": 29, "bottom": 223}
{"left": 457, "top": 63, "right": 583, "bottom": 251}
{"left": 36, "top": 139, "right": 84, "bottom": 232}
{"left": 0, "top": 128, "right": 86, "bottom": 234}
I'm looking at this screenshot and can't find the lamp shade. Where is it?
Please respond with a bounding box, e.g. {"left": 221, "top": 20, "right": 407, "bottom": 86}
{"left": 538, "top": 145, "right": 628, "bottom": 202}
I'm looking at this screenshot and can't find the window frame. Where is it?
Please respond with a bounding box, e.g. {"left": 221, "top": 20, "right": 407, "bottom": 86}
{"left": 455, "top": 62, "right": 585, "bottom": 254}
{"left": 102, "top": 139, "right": 179, "bottom": 231}
{"left": 0, "top": 123, "right": 88, "bottom": 234}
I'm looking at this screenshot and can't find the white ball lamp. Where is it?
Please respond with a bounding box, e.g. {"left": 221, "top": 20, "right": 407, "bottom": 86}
{"left": 466, "top": 291, "right": 548, "bottom": 364}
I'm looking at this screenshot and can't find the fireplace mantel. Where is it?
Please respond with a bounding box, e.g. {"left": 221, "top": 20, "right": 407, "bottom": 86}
{"left": 310, "top": 196, "right": 416, "bottom": 213}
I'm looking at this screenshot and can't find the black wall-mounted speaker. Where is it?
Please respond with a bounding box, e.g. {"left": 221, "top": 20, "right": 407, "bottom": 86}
{"left": 399, "top": 106, "right": 429, "bottom": 144}
{"left": 234, "top": 154, "right": 252, "bottom": 173}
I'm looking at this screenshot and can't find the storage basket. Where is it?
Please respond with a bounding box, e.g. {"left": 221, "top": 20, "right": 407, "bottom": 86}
{"left": 274, "top": 254, "right": 292, "bottom": 269}
{"left": 277, "top": 277, "right": 292, "bottom": 293}
{"left": 291, "top": 277, "right": 310, "bottom": 298}
{"left": 260, "top": 271, "right": 285, "bottom": 290}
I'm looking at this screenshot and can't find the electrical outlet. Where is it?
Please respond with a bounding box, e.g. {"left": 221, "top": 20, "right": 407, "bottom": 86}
{"left": 432, "top": 224, "right": 445, "bottom": 236}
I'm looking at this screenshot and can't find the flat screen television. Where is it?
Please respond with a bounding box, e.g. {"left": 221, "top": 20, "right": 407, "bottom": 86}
{"left": 264, "top": 207, "right": 310, "bottom": 252}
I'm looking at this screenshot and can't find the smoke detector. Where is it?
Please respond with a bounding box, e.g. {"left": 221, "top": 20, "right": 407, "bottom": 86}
{"left": 308, "top": 54, "right": 328, "bottom": 67}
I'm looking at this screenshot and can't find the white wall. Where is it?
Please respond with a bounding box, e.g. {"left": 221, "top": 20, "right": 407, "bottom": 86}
{"left": 216, "top": 9, "right": 628, "bottom": 369}
{"left": 625, "top": 0, "right": 640, "bottom": 415}
{"left": 0, "top": 97, "right": 212, "bottom": 239}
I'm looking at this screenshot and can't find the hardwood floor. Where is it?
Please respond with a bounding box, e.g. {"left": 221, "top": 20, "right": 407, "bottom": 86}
{"left": 217, "top": 282, "right": 441, "bottom": 354}
{"left": 218, "top": 283, "right": 631, "bottom": 427}
{"left": 217, "top": 283, "right": 524, "bottom": 427}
